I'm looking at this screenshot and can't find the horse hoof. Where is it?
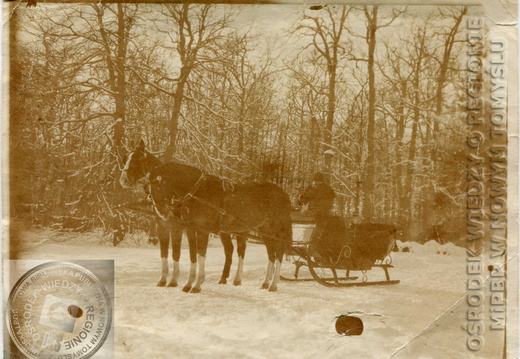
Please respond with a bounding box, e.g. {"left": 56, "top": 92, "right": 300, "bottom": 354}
{"left": 218, "top": 279, "right": 227, "bottom": 285}
{"left": 182, "top": 285, "right": 192, "bottom": 293}
{"left": 233, "top": 280, "right": 241, "bottom": 286}
{"left": 261, "top": 283, "right": 269, "bottom": 290}
{"left": 167, "top": 281, "right": 178, "bottom": 288}
{"left": 268, "top": 285, "right": 277, "bottom": 292}
{"left": 157, "top": 279, "right": 166, "bottom": 287}
{"left": 190, "top": 287, "right": 201, "bottom": 294}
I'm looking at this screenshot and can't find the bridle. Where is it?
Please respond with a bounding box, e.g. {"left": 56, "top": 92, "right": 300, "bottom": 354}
{"left": 122, "top": 151, "right": 157, "bottom": 185}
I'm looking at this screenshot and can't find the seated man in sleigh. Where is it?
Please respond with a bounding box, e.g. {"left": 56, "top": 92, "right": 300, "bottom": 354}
{"left": 299, "top": 172, "right": 346, "bottom": 262}
{"left": 299, "top": 172, "right": 397, "bottom": 267}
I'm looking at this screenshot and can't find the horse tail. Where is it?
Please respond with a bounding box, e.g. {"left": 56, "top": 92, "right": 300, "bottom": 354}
{"left": 269, "top": 185, "right": 293, "bottom": 256}
{"left": 280, "top": 215, "right": 292, "bottom": 245}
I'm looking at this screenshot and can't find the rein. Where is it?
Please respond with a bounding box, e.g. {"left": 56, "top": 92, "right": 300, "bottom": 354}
{"left": 148, "top": 170, "right": 207, "bottom": 218}
{"left": 149, "top": 173, "right": 285, "bottom": 244}
{"left": 164, "top": 171, "right": 207, "bottom": 208}
{"left": 176, "top": 194, "right": 282, "bottom": 245}
{"left": 150, "top": 170, "right": 237, "bottom": 216}
{"left": 114, "top": 200, "right": 156, "bottom": 216}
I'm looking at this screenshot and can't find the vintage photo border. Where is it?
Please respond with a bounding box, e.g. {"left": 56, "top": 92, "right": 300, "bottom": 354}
{"left": 1, "top": 0, "right": 518, "bottom": 357}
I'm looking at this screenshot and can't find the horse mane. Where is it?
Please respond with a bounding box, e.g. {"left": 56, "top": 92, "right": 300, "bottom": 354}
{"left": 150, "top": 161, "right": 204, "bottom": 188}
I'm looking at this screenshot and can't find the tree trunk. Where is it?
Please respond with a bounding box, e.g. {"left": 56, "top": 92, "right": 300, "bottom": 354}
{"left": 425, "top": 9, "right": 465, "bottom": 240}
{"left": 324, "top": 61, "right": 336, "bottom": 181}
{"left": 164, "top": 69, "right": 189, "bottom": 160}
{"left": 395, "top": 81, "right": 407, "bottom": 225}
{"left": 237, "top": 96, "right": 246, "bottom": 174}
{"left": 432, "top": 8, "right": 466, "bottom": 155}
{"left": 164, "top": 5, "right": 192, "bottom": 161}
{"left": 113, "top": 4, "right": 127, "bottom": 159}
{"left": 362, "top": 6, "right": 378, "bottom": 221}
{"left": 403, "top": 54, "right": 422, "bottom": 232}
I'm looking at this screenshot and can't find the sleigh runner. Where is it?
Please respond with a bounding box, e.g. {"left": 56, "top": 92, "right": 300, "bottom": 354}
{"left": 282, "top": 212, "right": 400, "bottom": 287}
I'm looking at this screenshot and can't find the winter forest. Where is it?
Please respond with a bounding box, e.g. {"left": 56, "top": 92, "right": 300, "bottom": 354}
{"left": 9, "top": 4, "right": 473, "bottom": 244}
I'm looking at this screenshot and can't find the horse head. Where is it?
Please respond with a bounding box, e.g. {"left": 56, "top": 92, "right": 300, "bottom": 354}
{"left": 120, "top": 139, "right": 161, "bottom": 188}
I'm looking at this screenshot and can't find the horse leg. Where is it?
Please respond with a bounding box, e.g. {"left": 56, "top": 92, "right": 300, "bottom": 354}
{"left": 157, "top": 224, "right": 170, "bottom": 287}
{"left": 268, "top": 221, "right": 291, "bottom": 292}
{"left": 268, "top": 250, "right": 284, "bottom": 293}
{"left": 233, "top": 235, "right": 247, "bottom": 286}
{"left": 191, "top": 232, "right": 209, "bottom": 293}
{"left": 148, "top": 218, "right": 159, "bottom": 245}
{"left": 261, "top": 244, "right": 275, "bottom": 289}
{"left": 182, "top": 229, "right": 197, "bottom": 293}
{"left": 167, "top": 225, "right": 183, "bottom": 287}
{"left": 219, "top": 233, "right": 233, "bottom": 284}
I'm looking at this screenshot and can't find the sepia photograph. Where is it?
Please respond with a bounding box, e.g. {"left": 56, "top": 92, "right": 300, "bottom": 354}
{"left": 2, "top": 1, "right": 518, "bottom": 358}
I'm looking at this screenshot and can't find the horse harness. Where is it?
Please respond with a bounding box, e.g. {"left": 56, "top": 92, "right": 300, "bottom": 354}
{"left": 147, "top": 171, "right": 232, "bottom": 223}
{"left": 146, "top": 170, "right": 273, "bottom": 238}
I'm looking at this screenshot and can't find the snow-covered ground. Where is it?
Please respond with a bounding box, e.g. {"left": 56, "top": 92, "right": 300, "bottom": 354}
{"left": 8, "top": 230, "right": 508, "bottom": 358}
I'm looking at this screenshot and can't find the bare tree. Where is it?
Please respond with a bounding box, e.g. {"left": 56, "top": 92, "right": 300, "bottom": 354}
{"left": 379, "top": 39, "right": 413, "bottom": 224}
{"left": 345, "top": 6, "right": 403, "bottom": 220}
{"left": 294, "top": 6, "right": 351, "bottom": 180}
{"left": 15, "top": 4, "right": 147, "bottom": 236}
{"left": 285, "top": 55, "right": 329, "bottom": 179}
{"left": 11, "top": 4, "right": 470, "bottom": 244}
{"left": 29, "top": 5, "right": 138, "bottom": 158}
{"left": 431, "top": 7, "right": 467, "bottom": 158}
{"left": 377, "top": 9, "right": 466, "bottom": 238}
{"left": 136, "top": 4, "right": 235, "bottom": 160}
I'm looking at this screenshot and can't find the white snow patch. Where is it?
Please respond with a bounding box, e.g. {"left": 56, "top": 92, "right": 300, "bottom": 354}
{"left": 8, "top": 229, "right": 503, "bottom": 358}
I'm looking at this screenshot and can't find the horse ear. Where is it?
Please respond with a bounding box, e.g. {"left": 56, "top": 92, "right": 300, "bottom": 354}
{"left": 137, "top": 139, "right": 146, "bottom": 152}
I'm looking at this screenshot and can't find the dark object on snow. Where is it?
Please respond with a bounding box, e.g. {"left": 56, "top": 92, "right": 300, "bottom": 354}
{"left": 336, "top": 315, "right": 363, "bottom": 336}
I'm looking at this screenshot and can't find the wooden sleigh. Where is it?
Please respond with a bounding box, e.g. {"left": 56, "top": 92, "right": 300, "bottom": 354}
{"left": 281, "top": 212, "right": 400, "bottom": 287}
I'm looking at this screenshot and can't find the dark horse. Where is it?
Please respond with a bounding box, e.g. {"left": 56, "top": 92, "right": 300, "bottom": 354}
{"left": 120, "top": 140, "right": 292, "bottom": 292}
{"left": 117, "top": 148, "right": 188, "bottom": 288}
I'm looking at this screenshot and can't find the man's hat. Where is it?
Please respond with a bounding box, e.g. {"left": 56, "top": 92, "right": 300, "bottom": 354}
{"left": 312, "top": 172, "right": 325, "bottom": 182}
